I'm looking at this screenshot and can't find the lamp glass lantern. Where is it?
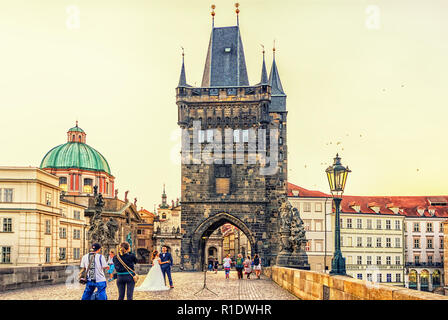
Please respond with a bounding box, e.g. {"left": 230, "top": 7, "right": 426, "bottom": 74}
{"left": 325, "top": 153, "right": 351, "bottom": 198}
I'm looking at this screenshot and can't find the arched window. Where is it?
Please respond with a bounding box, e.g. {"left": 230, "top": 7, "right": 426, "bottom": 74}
{"left": 72, "top": 134, "right": 75, "bottom": 141}
{"left": 408, "top": 269, "right": 418, "bottom": 289}
{"left": 420, "top": 270, "right": 429, "bottom": 291}
{"left": 432, "top": 270, "right": 441, "bottom": 287}
{"left": 79, "top": 135, "right": 81, "bottom": 142}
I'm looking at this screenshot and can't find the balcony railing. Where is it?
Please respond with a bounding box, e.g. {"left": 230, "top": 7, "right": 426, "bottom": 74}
{"left": 405, "top": 262, "right": 443, "bottom": 268}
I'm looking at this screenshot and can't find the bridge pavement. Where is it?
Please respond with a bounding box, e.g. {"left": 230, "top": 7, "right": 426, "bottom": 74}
{"left": 0, "top": 271, "right": 298, "bottom": 300}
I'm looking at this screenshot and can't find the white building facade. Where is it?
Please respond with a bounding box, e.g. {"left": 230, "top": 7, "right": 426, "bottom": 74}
{"left": 288, "top": 183, "right": 333, "bottom": 273}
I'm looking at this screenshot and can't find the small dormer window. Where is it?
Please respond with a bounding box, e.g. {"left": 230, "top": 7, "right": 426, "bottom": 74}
{"left": 429, "top": 208, "right": 435, "bottom": 216}
{"left": 291, "top": 190, "right": 299, "bottom": 197}
{"left": 224, "top": 47, "right": 231, "bottom": 53}
{"left": 417, "top": 208, "right": 425, "bottom": 216}
{"left": 390, "top": 207, "right": 399, "bottom": 214}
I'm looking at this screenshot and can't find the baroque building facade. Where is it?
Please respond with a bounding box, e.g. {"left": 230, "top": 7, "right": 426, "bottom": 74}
{"left": 176, "top": 16, "right": 288, "bottom": 270}
{"left": 339, "top": 194, "right": 447, "bottom": 292}
{"left": 0, "top": 167, "right": 88, "bottom": 266}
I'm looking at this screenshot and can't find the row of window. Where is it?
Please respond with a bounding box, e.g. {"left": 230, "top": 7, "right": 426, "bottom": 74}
{"left": 412, "top": 238, "right": 443, "bottom": 249}
{"left": 0, "top": 246, "right": 83, "bottom": 264}
{"left": 357, "top": 273, "right": 401, "bottom": 283}
{"left": 303, "top": 219, "right": 324, "bottom": 232}
{"left": 412, "top": 254, "right": 442, "bottom": 265}
{"left": 0, "top": 188, "right": 57, "bottom": 207}
{"left": 341, "top": 218, "right": 401, "bottom": 230}
{"left": 302, "top": 202, "right": 323, "bottom": 212}
{"left": 59, "top": 177, "right": 108, "bottom": 194}
{"left": 408, "top": 222, "right": 443, "bottom": 233}
{"left": 58, "top": 227, "right": 82, "bottom": 239}
{"left": 342, "top": 236, "right": 401, "bottom": 248}
{"left": 56, "top": 248, "right": 81, "bottom": 261}
{"left": 349, "top": 255, "right": 402, "bottom": 265}
{"left": 196, "top": 129, "right": 284, "bottom": 145}
{"left": 2, "top": 216, "right": 83, "bottom": 234}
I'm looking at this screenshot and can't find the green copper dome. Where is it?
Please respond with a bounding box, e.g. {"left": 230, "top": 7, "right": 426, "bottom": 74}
{"left": 40, "top": 143, "right": 111, "bottom": 175}
{"left": 40, "top": 125, "right": 111, "bottom": 175}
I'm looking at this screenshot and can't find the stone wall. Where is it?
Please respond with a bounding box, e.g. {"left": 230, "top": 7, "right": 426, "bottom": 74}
{"left": 0, "top": 265, "right": 76, "bottom": 292}
{"left": 264, "top": 266, "right": 448, "bottom": 300}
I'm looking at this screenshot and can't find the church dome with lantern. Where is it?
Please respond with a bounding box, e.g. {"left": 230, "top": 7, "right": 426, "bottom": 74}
{"left": 40, "top": 122, "right": 115, "bottom": 197}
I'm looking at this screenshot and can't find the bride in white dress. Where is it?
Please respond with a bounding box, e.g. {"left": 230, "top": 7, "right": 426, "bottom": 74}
{"left": 135, "top": 250, "right": 170, "bottom": 292}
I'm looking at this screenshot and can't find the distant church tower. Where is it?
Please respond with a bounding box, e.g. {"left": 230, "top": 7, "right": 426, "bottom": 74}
{"left": 176, "top": 5, "right": 288, "bottom": 270}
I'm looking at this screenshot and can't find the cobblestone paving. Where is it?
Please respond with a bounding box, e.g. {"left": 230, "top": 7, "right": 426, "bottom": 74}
{"left": 0, "top": 271, "right": 298, "bottom": 300}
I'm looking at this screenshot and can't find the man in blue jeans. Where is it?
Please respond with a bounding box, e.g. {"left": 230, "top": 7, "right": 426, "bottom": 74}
{"left": 80, "top": 243, "right": 109, "bottom": 300}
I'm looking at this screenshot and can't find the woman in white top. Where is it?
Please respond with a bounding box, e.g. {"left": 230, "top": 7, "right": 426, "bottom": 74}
{"left": 135, "top": 250, "right": 170, "bottom": 292}
{"left": 253, "top": 254, "right": 262, "bottom": 279}
{"left": 223, "top": 254, "right": 232, "bottom": 280}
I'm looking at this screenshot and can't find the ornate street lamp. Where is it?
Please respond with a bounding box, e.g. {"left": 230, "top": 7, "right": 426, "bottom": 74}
{"left": 325, "top": 153, "right": 351, "bottom": 275}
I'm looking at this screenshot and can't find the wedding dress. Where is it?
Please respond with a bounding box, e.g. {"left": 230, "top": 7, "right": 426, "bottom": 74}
{"left": 135, "top": 257, "right": 170, "bottom": 291}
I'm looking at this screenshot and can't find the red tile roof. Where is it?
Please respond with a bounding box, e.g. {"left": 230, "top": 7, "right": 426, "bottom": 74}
{"left": 340, "top": 195, "right": 448, "bottom": 218}
{"left": 288, "top": 182, "right": 448, "bottom": 218}
{"left": 287, "top": 182, "right": 331, "bottom": 198}
{"left": 138, "top": 208, "right": 155, "bottom": 217}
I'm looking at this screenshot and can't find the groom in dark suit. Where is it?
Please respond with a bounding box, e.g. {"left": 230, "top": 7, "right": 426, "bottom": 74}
{"left": 160, "top": 246, "right": 174, "bottom": 288}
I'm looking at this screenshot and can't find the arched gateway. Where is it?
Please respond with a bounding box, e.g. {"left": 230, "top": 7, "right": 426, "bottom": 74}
{"left": 176, "top": 15, "right": 289, "bottom": 271}
{"left": 192, "top": 213, "right": 256, "bottom": 269}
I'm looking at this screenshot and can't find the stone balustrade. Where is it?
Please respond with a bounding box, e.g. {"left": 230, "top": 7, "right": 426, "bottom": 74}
{"left": 264, "top": 266, "right": 448, "bottom": 300}
{"left": 0, "top": 265, "right": 75, "bottom": 292}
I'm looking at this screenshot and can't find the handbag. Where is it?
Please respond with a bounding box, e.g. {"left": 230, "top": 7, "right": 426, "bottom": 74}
{"left": 79, "top": 253, "right": 95, "bottom": 285}
{"left": 116, "top": 253, "right": 139, "bottom": 283}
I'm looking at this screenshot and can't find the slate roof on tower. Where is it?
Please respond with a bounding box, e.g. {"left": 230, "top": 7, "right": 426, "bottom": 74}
{"left": 201, "top": 26, "right": 249, "bottom": 87}
{"left": 268, "top": 53, "right": 287, "bottom": 112}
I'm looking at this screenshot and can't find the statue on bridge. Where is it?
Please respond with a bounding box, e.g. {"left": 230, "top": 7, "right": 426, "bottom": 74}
{"left": 276, "top": 195, "right": 309, "bottom": 269}
{"left": 87, "top": 187, "right": 119, "bottom": 255}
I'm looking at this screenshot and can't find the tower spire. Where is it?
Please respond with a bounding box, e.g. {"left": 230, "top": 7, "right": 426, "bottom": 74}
{"left": 268, "top": 40, "right": 286, "bottom": 112}
{"left": 269, "top": 41, "right": 285, "bottom": 95}
{"left": 161, "top": 183, "right": 168, "bottom": 208}
{"left": 178, "top": 47, "right": 188, "bottom": 87}
{"left": 260, "top": 44, "right": 268, "bottom": 84}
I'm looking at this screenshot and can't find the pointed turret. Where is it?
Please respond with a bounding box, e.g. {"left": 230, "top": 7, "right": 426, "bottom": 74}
{"left": 260, "top": 47, "right": 268, "bottom": 85}
{"left": 178, "top": 49, "right": 190, "bottom": 88}
{"left": 268, "top": 47, "right": 286, "bottom": 111}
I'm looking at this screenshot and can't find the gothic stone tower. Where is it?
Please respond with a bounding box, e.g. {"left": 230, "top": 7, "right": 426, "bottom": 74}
{"left": 176, "top": 19, "right": 288, "bottom": 270}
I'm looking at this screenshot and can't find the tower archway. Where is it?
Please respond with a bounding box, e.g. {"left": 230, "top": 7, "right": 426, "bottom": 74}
{"left": 190, "top": 212, "right": 256, "bottom": 271}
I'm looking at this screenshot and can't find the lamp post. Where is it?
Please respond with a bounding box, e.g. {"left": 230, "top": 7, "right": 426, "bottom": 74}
{"left": 325, "top": 153, "right": 351, "bottom": 275}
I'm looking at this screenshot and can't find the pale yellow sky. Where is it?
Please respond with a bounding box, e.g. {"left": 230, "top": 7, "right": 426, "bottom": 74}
{"left": 1, "top": 0, "right": 448, "bottom": 211}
